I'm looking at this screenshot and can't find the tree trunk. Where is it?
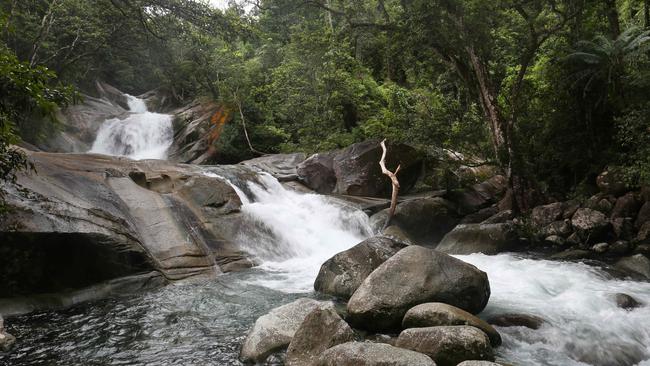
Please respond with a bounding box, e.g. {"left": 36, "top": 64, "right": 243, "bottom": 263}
{"left": 604, "top": 0, "right": 621, "bottom": 39}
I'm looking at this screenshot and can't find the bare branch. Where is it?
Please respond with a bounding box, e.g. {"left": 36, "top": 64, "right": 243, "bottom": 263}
{"left": 379, "top": 139, "right": 401, "bottom": 230}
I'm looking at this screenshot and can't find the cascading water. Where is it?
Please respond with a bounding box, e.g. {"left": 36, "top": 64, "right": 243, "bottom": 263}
{"left": 204, "top": 171, "right": 373, "bottom": 292}
{"left": 89, "top": 95, "right": 173, "bottom": 160}
{"left": 459, "top": 253, "right": 650, "bottom": 366}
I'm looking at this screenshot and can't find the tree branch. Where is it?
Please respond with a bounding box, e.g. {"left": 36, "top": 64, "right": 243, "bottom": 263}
{"left": 379, "top": 139, "right": 401, "bottom": 230}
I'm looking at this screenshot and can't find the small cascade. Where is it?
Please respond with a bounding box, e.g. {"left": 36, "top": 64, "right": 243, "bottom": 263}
{"left": 90, "top": 95, "right": 173, "bottom": 160}
{"left": 205, "top": 170, "right": 373, "bottom": 292}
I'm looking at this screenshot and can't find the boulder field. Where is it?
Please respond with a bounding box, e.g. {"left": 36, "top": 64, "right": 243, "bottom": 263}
{"left": 241, "top": 240, "right": 499, "bottom": 365}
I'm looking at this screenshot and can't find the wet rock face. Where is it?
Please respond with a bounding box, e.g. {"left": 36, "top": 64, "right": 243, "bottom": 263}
{"left": 314, "top": 236, "right": 406, "bottom": 300}
{"left": 239, "top": 298, "right": 334, "bottom": 364}
{"left": 615, "top": 254, "right": 650, "bottom": 280}
{"left": 0, "top": 151, "right": 251, "bottom": 307}
{"left": 396, "top": 326, "right": 495, "bottom": 366}
{"left": 347, "top": 246, "right": 490, "bottom": 331}
{"left": 297, "top": 140, "right": 423, "bottom": 197}
{"left": 315, "top": 342, "right": 436, "bottom": 366}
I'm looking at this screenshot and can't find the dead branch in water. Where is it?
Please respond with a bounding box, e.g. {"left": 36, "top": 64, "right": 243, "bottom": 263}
{"left": 379, "top": 139, "right": 401, "bottom": 229}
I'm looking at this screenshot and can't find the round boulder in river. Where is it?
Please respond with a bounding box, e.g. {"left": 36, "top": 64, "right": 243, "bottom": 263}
{"left": 239, "top": 298, "right": 334, "bottom": 363}
{"left": 396, "top": 326, "right": 494, "bottom": 366}
{"left": 402, "top": 302, "right": 501, "bottom": 346}
{"left": 315, "top": 342, "right": 436, "bottom": 366}
{"left": 347, "top": 245, "right": 490, "bottom": 331}
{"left": 285, "top": 307, "right": 355, "bottom": 366}
{"left": 314, "top": 236, "right": 406, "bottom": 299}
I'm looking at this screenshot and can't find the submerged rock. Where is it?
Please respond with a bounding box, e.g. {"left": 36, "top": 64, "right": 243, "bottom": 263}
{"left": 239, "top": 298, "right": 334, "bottom": 363}
{"left": 615, "top": 254, "right": 650, "bottom": 280}
{"left": 456, "top": 362, "right": 502, "bottom": 366}
{"left": 615, "top": 293, "right": 643, "bottom": 310}
{"left": 396, "top": 326, "right": 494, "bottom": 366}
{"left": 402, "top": 303, "right": 501, "bottom": 346}
{"left": 314, "top": 236, "right": 406, "bottom": 299}
{"left": 486, "top": 313, "right": 545, "bottom": 329}
{"left": 315, "top": 342, "right": 436, "bottom": 366}
{"left": 286, "top": 308, "right": 355, "bottom": 366}
{"left": 436, "top": 223, "right": 518, "bottom": 255}
{"left": 347, "top": 246, "right": 490, "bottom": 331}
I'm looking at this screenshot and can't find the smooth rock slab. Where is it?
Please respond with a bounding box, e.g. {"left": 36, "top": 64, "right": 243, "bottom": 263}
{"left": 396, "top": 326, "right": 494, "bottom": 366}
{"left": 402, "top": 303, "right": 501, "bottom": 346}
{"left": 314, "top": 236, "right": 406, "bottom": 299}
{"left": 315, "top": 342, "right": 436, "bottom": 366}
{"left": 286, "top": 308, "right": 355, "bottom": 366}
{"left": 239, "top": 298, "right": 334, "bottom": 363}
{"left": 347, "top": 246, "right": 490, "bottom": 331}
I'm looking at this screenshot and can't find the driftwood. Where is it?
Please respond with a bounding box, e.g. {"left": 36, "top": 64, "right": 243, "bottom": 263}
{"left": 379, "top": 139, "right": 401, "bottom": 229}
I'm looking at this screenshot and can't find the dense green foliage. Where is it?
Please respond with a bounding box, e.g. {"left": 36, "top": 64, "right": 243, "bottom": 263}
{"left": 2, "top": 0, "right": 650, "bottom": 202}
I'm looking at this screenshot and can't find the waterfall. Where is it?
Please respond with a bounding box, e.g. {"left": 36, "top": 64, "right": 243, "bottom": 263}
{"left": 89, "top": 95, "right": 173, "bottom": 160}
{"left": 205, "top": 171, "right": 373, "bottom": 292}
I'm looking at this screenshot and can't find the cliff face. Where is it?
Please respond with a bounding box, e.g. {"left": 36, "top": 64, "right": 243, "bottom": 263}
{"left": 0, "top": 151, "right": 254, "bottom": 314}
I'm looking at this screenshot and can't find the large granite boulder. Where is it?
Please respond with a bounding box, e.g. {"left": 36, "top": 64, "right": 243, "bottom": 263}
{"left": 314, "top": 236, "right": 406, "bottom": 299}
{"left": 402, "top": 303, "right": 501, "bottom": 346}
{"left": 571, "top": 208, "right": 611, "bottom": 242}
{"left": 297, "top": 140, "right": 423, "bottom": 197}
{"left": 240, "top": 298, "right": 334, "bottom": 363}
{"left": 531, "top": 202, "right": 565, "bottom": 227}
{"left": 443, "top": 176, "right": 507, "bottom": 215}
{"left": 347, "top": 246, "right": 490, "bottom": 331}
{"left": 611, "top": 192, "right": 641, "bottom": 219}
{"left": 371, "top": 198, "right": 460, "bottom": 246}
{"left": 396, "top": 326, "right": 494, "bottom": 366}
{"left": 315, "top": 342, "right": 436, "bottom": 366}
{"left": 0, "top": 151, "right": 252, "bottom": 314}
{"left": 436, "top": 223, "right": 518, "bottom": 255}
{"left": 286, "top": 308, "right": 355, "bottom": 366}
{"left": 297, "top": 152, "right": 338, "bottom": 194}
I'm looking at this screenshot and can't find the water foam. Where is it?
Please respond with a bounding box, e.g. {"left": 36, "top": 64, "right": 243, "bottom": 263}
{"left": 458, "top": 253, "right": 650, "bottom": 366}
{"left": 209, "top": 172, "right": 373, "bottom": 292}
{"left": 90, "top": 95, "right": 172, "bottom": 160}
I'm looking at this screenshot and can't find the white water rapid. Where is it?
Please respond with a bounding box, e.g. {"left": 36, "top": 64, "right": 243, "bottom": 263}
{"left": 459, "top": 253, "right": 650, "bottom": 366}
{"left": 205, "top": 171, "right": 373, "bottom": 292}
{"left": 90, "top": 95, "right": 173, "bottom": 160}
